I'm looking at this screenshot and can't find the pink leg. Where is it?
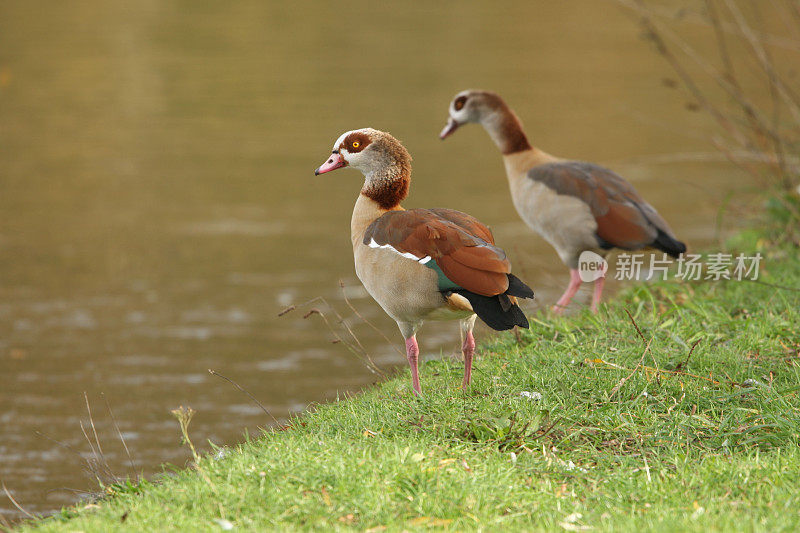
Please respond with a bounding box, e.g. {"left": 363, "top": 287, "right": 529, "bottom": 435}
{"left": 553, "top": 269, "right": 582, "bottom": 315}
{"left": 405, "top": 336, "right": 421, "bottom": 395}
{"left": 461, "top": 330, "right": 475, "bottom": 390}
{"left": 590, "top": 274, "right": 606, "bottom": 313}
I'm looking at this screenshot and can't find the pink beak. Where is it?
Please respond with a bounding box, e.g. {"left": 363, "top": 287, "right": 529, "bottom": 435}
{"left": 439, "top": 118, "right": 460, "bottom": 139}
{"left": 314, "top": 152, "right": 347, "bottom": 175}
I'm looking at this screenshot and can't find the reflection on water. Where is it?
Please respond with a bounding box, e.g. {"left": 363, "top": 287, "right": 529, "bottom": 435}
{"left": 0, "top": 0, "right": 753, "bottom": 519}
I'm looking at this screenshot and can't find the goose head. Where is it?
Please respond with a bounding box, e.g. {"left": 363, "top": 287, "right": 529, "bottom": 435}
{"left": 440, "top": 90, "right": 506, "bottom": 139}
{"left": 314, "top": 128, "right": 411, "bottom": 180}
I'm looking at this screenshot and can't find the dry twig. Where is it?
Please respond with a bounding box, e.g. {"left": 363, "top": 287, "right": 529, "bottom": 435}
{"left": 279, "top": 294, "right": 389, "bottom": 377}
{"left": 2, "top": 483, "right": 36, "bottom": 520}
{"left": 609, "top": 310, "right": 654, "bottom": 397}
{"left": 208, "top": 369, "right": 280, "bottom": 426}
{"left": 619, "top": 0, "right": 800, "bottom": 194}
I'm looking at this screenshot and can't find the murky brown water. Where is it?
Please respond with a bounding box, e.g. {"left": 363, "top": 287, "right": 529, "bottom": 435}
{"left": 0, "top": 0, "right": 758, "bottom": 520}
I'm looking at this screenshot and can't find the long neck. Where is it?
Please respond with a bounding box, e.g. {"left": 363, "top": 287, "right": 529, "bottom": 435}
{"left": 359, "top": 160, "right": 411, "bottom": 211}
{"left": 481, "top": 104, "right": 532, "bottom": 155}
{"left": 351, "top": 162, "right": 410, "bottom": 247}
{"left": 351, "top": 193, "right": 401, "bottom": 248}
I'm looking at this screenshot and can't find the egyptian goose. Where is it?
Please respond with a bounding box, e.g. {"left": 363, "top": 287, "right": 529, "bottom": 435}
{"left": 314, "top": 128, "right": 534, "bottom": 394}
{"left": 440, "top": 91, "right": 686, "bottom": 313}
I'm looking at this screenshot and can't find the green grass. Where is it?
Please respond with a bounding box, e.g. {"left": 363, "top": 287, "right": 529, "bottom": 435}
{"left": 19, "top": 225, "right": 800, "bottom": 532}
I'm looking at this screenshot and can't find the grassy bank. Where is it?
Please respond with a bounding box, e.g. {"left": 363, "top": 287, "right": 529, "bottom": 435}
{"left": 19, "top": 210, "right": 800, "bottom": 532}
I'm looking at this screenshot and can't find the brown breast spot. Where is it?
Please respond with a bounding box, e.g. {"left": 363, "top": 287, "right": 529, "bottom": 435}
{"left": 362, "top": 176, "right": 410, "bottom": 210}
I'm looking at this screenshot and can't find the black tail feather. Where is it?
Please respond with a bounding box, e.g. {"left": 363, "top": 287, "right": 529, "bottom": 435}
{"left": 506, "top": 273, "right": 535, "bottom": 299}
{"left": 653, "top": 229, "right": 687, "bottom": 258}
{"left": 454, "top": 290, "right": 529, "bottom": 331}
{"left": 452, "top": 273, "right": 535, "bottom": 331}
{"left": 498, "top": 293, "right": 513, "bottom": 312}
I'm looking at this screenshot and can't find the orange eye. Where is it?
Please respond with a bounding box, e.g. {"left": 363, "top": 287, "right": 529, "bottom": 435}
{"left": 454, "top": 96, "right": 466, "bottom": 111}
{"left": 352, "top": 141, "right": 360, "bottom": 148}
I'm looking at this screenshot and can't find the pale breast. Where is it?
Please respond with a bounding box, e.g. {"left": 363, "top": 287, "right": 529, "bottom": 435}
{"left": 508, "top": 174, "right": 602, "bottom": 268}
{"left": 352, "top": 241, "right": 448, "bottom": 324}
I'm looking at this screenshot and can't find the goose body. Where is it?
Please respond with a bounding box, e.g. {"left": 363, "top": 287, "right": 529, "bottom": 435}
{"left": 441, "top": 91, "right": 686, "bottom": 313}
{"left": 350, "top": 194, "right": 474, "bottom": 334}
{"left": 316, "top": 128, "right": 534, "bottom": 394}
{"left": 502, "top": 150, "right": 601, "bottom": 268}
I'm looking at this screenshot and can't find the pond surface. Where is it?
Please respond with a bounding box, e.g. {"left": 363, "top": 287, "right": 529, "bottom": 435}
{"left": 0, "top": 0, "right": 754, "bottom": 520}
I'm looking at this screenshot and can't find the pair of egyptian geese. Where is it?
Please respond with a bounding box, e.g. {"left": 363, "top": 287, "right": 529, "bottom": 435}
{"left": 314, "top": 90, "right": 686, "bottom": 395}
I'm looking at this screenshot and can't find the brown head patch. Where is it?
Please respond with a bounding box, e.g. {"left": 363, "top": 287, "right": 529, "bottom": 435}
{"left": 339, "top": 132, "right": 372, "bottom": 153}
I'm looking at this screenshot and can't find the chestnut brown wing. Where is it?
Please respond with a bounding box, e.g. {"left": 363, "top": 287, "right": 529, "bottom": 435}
{"left": 363, "top": 209, "right": 510, "bottom": 296}
{"left": 427, "top": 208, "right": 496, "bottom": 244}
{"left": 527, "top": 161, "right": 677, "bottom": 249}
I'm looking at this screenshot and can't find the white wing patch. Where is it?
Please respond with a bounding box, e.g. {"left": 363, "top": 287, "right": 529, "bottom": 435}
{"left": 368, "top": 238, "right": 432, "bottom": 264}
